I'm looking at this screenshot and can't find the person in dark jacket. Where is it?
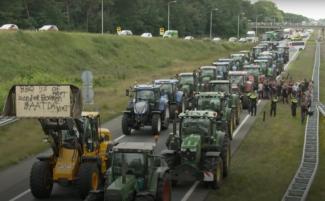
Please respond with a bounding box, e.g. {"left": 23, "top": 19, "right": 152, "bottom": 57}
{"left": 270, "top": 96, "right": 278, "bottom": 117}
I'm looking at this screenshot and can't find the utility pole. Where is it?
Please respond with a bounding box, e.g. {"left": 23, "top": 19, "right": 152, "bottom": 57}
{"left": 101, "top": 0, "right": 104, "bottom": 34}
{"left": 210, "top": 8, "right": 219, "bottom": 40}
{"left": 237, "top": 15, "right": 240, "bottom": 39}
{"left": 168, "top": 1, "right": 176, "bottom": 30}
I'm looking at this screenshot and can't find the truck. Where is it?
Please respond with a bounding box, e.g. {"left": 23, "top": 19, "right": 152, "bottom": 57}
{"left": 246, "top": 31, "right": 258, "bottom": 43}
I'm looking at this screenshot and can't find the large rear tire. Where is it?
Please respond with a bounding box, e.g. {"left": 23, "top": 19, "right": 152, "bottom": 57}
{"left": 77, "top": 162, "right": 100, "bottom": 199}
{"left": 152, "top": 114, "right": 162, "bottom": 135}
{"left": 30, "top": 161, "right": 53, "bottom": 199}
{"left": 221, "top": 135, "right": 231, "bottom": 177}
{"left": 211, "top": 158, "right": 223, "bottom": 189}
{"left": 122, "top": 114, "right": 131, "bottom": 135}
{"left": 156, "top": 173, "right": 172, "bottom": 201}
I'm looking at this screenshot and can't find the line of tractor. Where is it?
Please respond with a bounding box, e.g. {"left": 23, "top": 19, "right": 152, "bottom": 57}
{"left": 1, "top": 36, "right": 291, "bottom": 201}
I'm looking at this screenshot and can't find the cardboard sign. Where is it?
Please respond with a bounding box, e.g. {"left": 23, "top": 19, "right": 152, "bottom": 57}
{"left": 15, "top": 85, "right": 71, "bottom": 118}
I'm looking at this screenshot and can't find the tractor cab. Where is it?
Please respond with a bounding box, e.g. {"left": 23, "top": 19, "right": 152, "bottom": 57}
{"left": 209, "top": 80, "right": 231, "bottom": 95}
{"left": 239, "top": 50, "right": 252, "bottom": 63}
{"left": 212, "top": 62, "right": 229, "bottom": 79}
{"left": 228, "top": 71, "right": 248, "bottom": 94}
{"left": 230, "top": 53, "right": 246, "bottom": 69}
{"left": 177, "top": 72, "right": 197, "bottom": 95}
{"left": 277, "top": 45, "right": 289, "bottom": 64}
{"left": 103, "top": 142, "right": 171, "bottom": 201}
{"left": 254, "top": 59, "right": 273, "bottom": 78}
{"left": 198, "top": 66, "right": 218, "bottom": 84}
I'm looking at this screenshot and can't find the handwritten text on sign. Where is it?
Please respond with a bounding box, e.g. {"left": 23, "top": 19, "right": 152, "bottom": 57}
{"left": 15, "top": 85, "right": 71, "bottom": 117}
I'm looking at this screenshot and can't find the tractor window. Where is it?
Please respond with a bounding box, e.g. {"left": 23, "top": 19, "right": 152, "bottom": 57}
{"left": 230, "top": 76, "right": 243, "bottom": 85}
{"left": 181, "top": 118, "right": 210, "bottom": 136}
{"left": 211, "top": 83, "right": 229, "bottom": 93}
{"left": 201, "top": 69, "right": 214, "bottom": 77}
{"left": 160, "top": 84, "right": 172, "bottom": 95}
{"left": 136, "top": 90, "right": 155, "bottom": 101}
{"left": 113, "top": 153, "right": 145, "bottom": 177}
{"left": 179, "top": 75, "right": 193, "bottom": 85}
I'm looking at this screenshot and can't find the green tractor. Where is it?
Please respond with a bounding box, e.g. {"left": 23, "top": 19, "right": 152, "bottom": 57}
{"left": 86, "top": 142, "right": 171, "bottom": 201}
{"left": 194, "top": 92, "right": 236, "bottom": 140}
{"left": 162, "top": 111, "right": 231, "bottom": 189}
{"left": 176, "top": 72, "right": 198, "bottom": 111}
{"left": 209, "top": 80, "right": 241, "bottom": 128}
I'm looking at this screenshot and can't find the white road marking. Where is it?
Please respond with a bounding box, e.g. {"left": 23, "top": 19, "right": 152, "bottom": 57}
{"left": 114, "top": 134, "right": 125, "bottom": 142}
{"left": 8, "top": 189, "right": 31, "bottom": 201}
{"left": 233, "top": 99, "right": 262, "bottom": 138}
{"left": 8, "top": 134, "right": 126, "bottom": 201}
{"left": 180, "top": 181, "right": 200, "bottom": 201}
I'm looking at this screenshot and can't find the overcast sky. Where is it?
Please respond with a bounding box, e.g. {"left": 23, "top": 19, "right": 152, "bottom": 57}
{"left": 251, "top": 0, "right": 325, "bottom": 20}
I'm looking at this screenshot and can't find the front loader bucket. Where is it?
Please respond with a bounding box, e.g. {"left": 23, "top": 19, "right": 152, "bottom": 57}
{"left": 2, "top": 85, "right": 82, "bottom": 118}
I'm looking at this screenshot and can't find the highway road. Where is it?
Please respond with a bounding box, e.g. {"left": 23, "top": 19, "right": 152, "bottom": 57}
{"left": 0, "top": 43, "right": 298, "bottom": 201}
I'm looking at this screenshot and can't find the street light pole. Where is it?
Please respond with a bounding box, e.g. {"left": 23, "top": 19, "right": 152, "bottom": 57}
{"left": 237, "top": 15, "right": 240, "bottom": 39}
{"left": 210, "top": 8, "right": 219, "bottom": 40}
{"left": 101, "top": 0, "right": 104, "bottom": 35}
{"left": 168, "top": 1, "right": 177, "bottom": 30}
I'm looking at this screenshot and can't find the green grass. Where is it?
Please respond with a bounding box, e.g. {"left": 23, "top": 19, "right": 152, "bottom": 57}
{"left": 0, "top": 31, "right": 252, "bottom": 169}
{"left": 306, "top": 41, "right": 325, "bottom": 201}
{"left": 206, "top": 38, "right": 316, "bottom": 201}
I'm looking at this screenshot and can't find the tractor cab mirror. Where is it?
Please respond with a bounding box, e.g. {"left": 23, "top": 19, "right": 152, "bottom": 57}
{"left": 125, "top": 89, "right": 130, "bottom": 96}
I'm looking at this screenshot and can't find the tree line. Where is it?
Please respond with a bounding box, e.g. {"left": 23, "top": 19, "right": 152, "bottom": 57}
{"left": 0, "top": 0, "right": 310, "bottom": 37}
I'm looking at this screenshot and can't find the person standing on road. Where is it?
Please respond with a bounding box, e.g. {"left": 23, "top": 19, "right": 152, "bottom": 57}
{"left": 258, "top": 82, "right": 263, "bottom": 99}
{"left": 282, "top": 83, "right": 289, "bottom": 104}
{"left": 250, "top": 91, "right": 257, "bottom": 116}
{"left": 291, "top": 95, "right": 298, "bottom": 117}
{"left": 270, "top": 96, "right": 278, "bottom": 117}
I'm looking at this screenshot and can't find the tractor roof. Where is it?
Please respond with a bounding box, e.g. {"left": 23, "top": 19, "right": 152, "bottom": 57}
{"left": 231, "top": 53, "right": 245, "bottom": 57}
{"left": 209, "top": 80, "right": 231, "bottom": 84}
{"left": 196, "top": 92, "right": 225, "bottom": 97}
{"left": 254, "top": 59, "right": 269, "bottom": 63}
{"left": 213, "top": 62, "right": 229, "bottom": 66}
{"left": 200, "top": 66, "right": 216, "bottom": 70}
{"left": 113, "top": 142, "right": 155, "bottom": 153}
{"left": 154, "top": 79, "right": 178, "bottom": 84}
{"left": 134, "top": 84, "right": 158, "bottom": 90}
{"left": 229, "top": 71, "right": 248, "bottom": 76}
{"left": 179, "top": 110, "right": 217, "bottom": 119}
{"left": 218, "top": 58, "right": 233, "bottom": 62}
{"left": 244, "top": 64, "right": 259, "bottom": 68}
{"left": 179, "top": 72, "right": 193, "bottom": 76}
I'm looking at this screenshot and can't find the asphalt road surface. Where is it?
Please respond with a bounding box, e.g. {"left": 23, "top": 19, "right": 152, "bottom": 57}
{"left": 0, "top": 44, "right": 298, "bottom": 201}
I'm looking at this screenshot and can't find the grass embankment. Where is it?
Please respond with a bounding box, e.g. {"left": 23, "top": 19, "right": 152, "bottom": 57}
{"left": 207, "top": 39, "right": 316, "bottom": 201}
{"left": 306, "top": 40, "right": 325, "bottom": 201}
{"left": 0, "top": 31, "right": 252, "bottom": 169}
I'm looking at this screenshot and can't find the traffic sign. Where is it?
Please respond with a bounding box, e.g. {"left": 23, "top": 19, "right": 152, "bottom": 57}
{"left": 160, "top": 27, "right": 165, "bottom": 36}
{"left": 81, "top": 71, "right": 94, "bottom": 104}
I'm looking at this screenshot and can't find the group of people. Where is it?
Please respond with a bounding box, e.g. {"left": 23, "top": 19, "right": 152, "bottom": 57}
{"left": 248, "top": 76, "right": 313, "bottom": 124}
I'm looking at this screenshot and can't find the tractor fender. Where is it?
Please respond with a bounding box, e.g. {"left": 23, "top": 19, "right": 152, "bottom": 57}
{"left": 37, "top": 156, "right": 52, "bottom": 161}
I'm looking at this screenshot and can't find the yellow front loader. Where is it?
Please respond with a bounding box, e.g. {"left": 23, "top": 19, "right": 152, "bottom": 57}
{"left": 3, "top": 85, "right": 113, "bottom": 199}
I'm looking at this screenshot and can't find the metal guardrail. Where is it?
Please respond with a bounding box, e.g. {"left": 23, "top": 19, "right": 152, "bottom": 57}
{"left": 248, "top": 22, "right": 325, "bottom": 29}
{"left": 282, "top": 41, "right": 320, "bottom": 201}
{"left": 0, "top": 116, "right": 17, "bottom": 127}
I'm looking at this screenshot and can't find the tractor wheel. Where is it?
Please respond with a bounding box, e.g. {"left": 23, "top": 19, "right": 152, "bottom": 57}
{"left": 211, "top": 158, "right": 223, "bottom": 190}
{"left": 30, "top": 161, "right": 53, "bottom": 199}
{"left": 228, "top": 119, "right": 233, "bottom": 140}
{"left": 162, "top": 107, "right": 170, "bottom": 130}
{"left": 169, "top": 104, "right": 177, "bottom": 120}
{"left": 77, "top": 162, "right": 100, "bottom": 199}
{"left": 152, "top": 114, "right": 162, "bottom": 135}
{"left": 135, "top": 195, "right": 155, "bottom": 201}
{"left": 156, "top": 173, "right": 172, "bottom": 201}
{"left": 122, "top": 114, "right": 131, "bottom": 135}
{"left": 221, "top": 135, "right": 231, "bottom": 177}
